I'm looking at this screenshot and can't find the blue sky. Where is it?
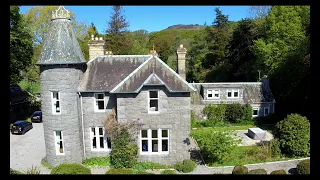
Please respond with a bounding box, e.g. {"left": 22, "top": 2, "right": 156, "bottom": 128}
{"left": 19, "top": 6, "right": 252, "bottom": 33}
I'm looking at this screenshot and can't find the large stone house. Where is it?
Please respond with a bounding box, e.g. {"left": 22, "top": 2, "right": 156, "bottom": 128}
{"left": 37, "top": 6, "right": 195, "bottom": 167}
{"left": 37, "top": 6, "right": 275, "bottom": 167}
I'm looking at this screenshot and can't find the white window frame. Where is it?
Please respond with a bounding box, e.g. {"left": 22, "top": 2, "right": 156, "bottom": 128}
{"left": 51, "top": 91, "right": 61, "bottom": 114}
{"left": 54, "top": 131, "right": 65, "bottom": 155}
{"left": 90, "top": 127, "right": 111, "bottom": 151}
{"left": 140, "top": 129, "right": 169, "bottom": 155}
{"left": 207, "top": 89, "right": 220, "bottom": 99}
{"left": 148, "top": 91, "right": 159, "bottom": 113}
{"left": 227, "top": 89, "right": 240, "bottom": 98}
{"left": 94, "top": 93, "right": 105, "bottom": 112}
{"left": 264, "top": 107, "right": 270, "bottom": 116}
{"left": 252, "top": 108, "right": 259, "bottom": 117}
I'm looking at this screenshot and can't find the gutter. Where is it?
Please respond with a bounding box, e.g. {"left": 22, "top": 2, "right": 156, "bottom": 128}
{"left": 78, "top": 92, "right": 86, "bottom": 158}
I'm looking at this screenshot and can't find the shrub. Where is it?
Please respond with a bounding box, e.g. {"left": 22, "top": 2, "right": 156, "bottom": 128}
{"left": 50, "top": 163, "right": 91, "bottom": 174}
{"left": 248, "top": 169, "right": 267, "bottom": 174}
{"left": 225, "top": 103, "right": 245, "bottom": 123}
{"left": 191, "top": 111, "right": 203, "bottom": 128}
{"left": 161, "top": 169, "right": 177, "bottom": 174}
{"left": 296, "top": 159, "right": 310, "bottom": 174}
{"left": 105, "top": 168, "right": 152, "bottom": 174}
{"left": 274, "top": 113, "right": 310, "bottom": 157}
{"left": 232, "top": 165, "right": 248, "bottom": 174}
{"left": 190, "top": 129, "right": 241, "bottom": 164}
{"left": 10, "top": 168, "right": 22, "bottom": 175}
{"left": 174, "top": 159, "right": 197, "bottom": 173}
{"left": 110, "top": 129, "right": 138, "bottom": 168}
{"left": 270, "top": 139, "right": 282, "bottom": 158}
{"left": 243, "top": 104, "right": 253, "bottom": 122}
{"left": 135, "top": 161, "right": 168, "bottom": 171}
{"left": 202, "top": 104, "right": 227, "bottom": 122}
{"left": 259, "top": 113, "right": 280, "bottom": 124}
{"left": 270, "top": 169, "right": 287, "bottom": 174}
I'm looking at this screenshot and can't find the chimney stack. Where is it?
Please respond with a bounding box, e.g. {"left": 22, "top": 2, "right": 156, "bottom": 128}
{"left": 88, "top": 35, "right": 106, "bottom": 60}
{"left": 177, "top": 44, "right": 187, "bottom": 80}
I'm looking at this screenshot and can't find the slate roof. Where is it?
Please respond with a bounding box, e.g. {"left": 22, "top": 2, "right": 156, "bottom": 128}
{"left": 36, "top": 18, "right": 86, "bottom": 65}
{"left": 201, "top": 83, "right": 274, "bottom": 103}
{"left": 78, "top": 55, "right": 196, "bottom": 93}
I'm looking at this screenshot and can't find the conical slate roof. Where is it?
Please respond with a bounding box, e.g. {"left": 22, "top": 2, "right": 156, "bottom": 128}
{"left": 37, "top": 6, "right": 86, "bottom": 65}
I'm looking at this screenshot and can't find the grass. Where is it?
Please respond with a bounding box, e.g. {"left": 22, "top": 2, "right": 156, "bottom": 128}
{"left": 82, "top": 156, "right": 111, "bottom": 167}
{"left": 134, "top": 161, "right": 169, "bottom": 171}
{"left": 206, "top": 145, "right": 293, "bottom": 167}
{"left": 23, "top": 165, "right": 41, "bottom": 174}
{"left": 41, "top": 157, "right": 53, "bottom": 169}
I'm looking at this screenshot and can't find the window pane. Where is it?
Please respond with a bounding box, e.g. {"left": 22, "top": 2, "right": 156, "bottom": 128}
{"left": 98, "top": 101, "right": 104, "bottom": 110}
{"left": 141, "top": 130, "right": 147, "bottom": 138}
{"left": 234, "top": 91, "right": 238, "bottom": 97}
{"left": 142, "top": 140, "right": 148, "bottom": 152}
{"left": 162, "top": 140, "right": 168, "bottom": 151}
{"left": 107, "top": 137, "right": 112, "bottom": 149}
{"left": 99, "top": 128, "right": 103, "bottom": 135}
{"left": 149, "top": 91, "right": 158, "bottom": 98}
{"left": 152, "top": 130, "right": 157, "bottom": 138}
{"left": 56, "top": 101, "right": 60, "bottom": 112}
{"left": 92, "top": 137, "right": 96, "bottom": 148}
{"left": 91, "top": 128, "right": 95, "bottom": 135}
{"left": 253, "top": 109, "right": 258, "bottom": 115}
{"left": 150, "top": 100, "right": 158, "bottom": 111}
{"left": 59, "top": 141, "right": 63, "bottom": 153}
{"left": 214, "top": 90, "right": 219, "bottom": 97}
{"left": 97, "top": 94, "right": 104, "bottom": 99}
{"left": 152, "top": 140, "right": 158, "bottom": 152}
{"left": 208, "top": 93, "right": 212, "bottom": 97}
{"left": 162, "top": 130, "right": 168, "bottom": 137}
{"left": 227, "top": 91, "right": 232, "bottom": 97}
{"left": 265, "top": 108, "right": 269, "bottom": 114}
{"left": 56, "top": 92, "right": 59, "bottom": 100}
{"left": 99, "top": 137, "right": 104, "bottom": 148}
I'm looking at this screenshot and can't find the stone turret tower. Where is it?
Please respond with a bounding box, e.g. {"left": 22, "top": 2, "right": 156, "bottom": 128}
{"left": 177, "top": 44, "right": 187, "bottom": 80}
{"left": 36, "top": 6, "right": 86, "bottom": 167}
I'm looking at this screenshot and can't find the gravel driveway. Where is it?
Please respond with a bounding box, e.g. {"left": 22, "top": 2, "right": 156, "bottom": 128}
{"left": 10, "top": 122, "right": 51, "bottom": 174}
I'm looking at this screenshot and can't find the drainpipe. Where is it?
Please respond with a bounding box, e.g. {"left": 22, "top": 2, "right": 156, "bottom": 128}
{"left": 78, "top": 92, "right": 86, "bottom": 158}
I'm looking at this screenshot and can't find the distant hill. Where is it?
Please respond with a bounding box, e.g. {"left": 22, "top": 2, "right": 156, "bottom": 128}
{"left": 166, "top": 24, "right": 204, "bottom": 30}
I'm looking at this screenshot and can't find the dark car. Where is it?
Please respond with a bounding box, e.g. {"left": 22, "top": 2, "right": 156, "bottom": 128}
{"left": 11, "top": 120, "right": 33, "bottom": 135}
{"left": 31, "top": 111, "right": 42, "bottom": 123}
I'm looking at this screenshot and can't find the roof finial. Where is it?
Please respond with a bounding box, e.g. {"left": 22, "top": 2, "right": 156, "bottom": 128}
{"left": 52, "top": 6, "right": 70, "bottom": 20}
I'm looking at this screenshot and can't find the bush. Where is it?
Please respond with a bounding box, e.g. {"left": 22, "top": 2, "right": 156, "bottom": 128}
{"left": 83, "top": 156, "right": 110, "bottom": 167}
{"left": 174, "top": 159, "right": 197, "bottom": 173}
{"left": 190, "top": 129, "right": 241, "bottom": 164}
{"left": 50, "top": 163, "right": 91, "bottom": 174}
{"left": 248, "top": 169, "right": 267, "bottom": 174}
{"left": 274, "top": 113, "right": 310, "bottom": 157}
{"left": 202, "top": 104, "right": 227, "bottom": 122}
{"left": 270, "top": 139, "right": 282, "bottom": 158}
{"left": 296, "top": 159, "right": 310, "bottom": 174}
{"left": 10, "top": 168, "right": 22, "bottom": 175}
{"left": 225, "top": 103, "right": 246, "bottom": 123}
{"left": 259, "top": 113, "right": 280, "bottom": 124}
{"left": 191, "top": 111, "right": 203, "bottom": 128}
{"left": 135, "top": 161, "right": 168, "bottom": 171}
{"left": 270, "top": 169, "right": 287, "bottom": 174}
{"left": 110, "top": 129, "right": 138, "bottom": 168}
{"left": 161, "top": 169, "right": 177, "bottom": 174}
{"left": 232, "top": 165, "right": 248, "bottom": 174}
{"left": 105, "top": 168, "right": 152, "bottom": 174}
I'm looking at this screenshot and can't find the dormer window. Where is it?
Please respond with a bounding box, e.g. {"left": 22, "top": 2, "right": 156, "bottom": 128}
{"left": 149, "top": 91, "right": 159, "bottom": 113}
{"left": 227, "top": 89, "right": 240, "bottom": 98}
{"left": 207, "top": 89, "right": 219, "bottom": 99}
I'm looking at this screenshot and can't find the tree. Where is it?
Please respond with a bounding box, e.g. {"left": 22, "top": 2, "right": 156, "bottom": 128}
{"left": 213, "top": 7, "right": 229, "bottom": 28}
{"left": 105, "top": 6, "right": 132, "bottom": 54}
{"left": 227, "top": 18, "right": 262, "bottom": 82}
{"left": 130, "top": 30, "right": 149, "bottom": 54}
{"left": 247, "top": 6, "right": 271, "bottom": 19}
{"left": 10, "top": 6, "right": 34, "bottom": 86}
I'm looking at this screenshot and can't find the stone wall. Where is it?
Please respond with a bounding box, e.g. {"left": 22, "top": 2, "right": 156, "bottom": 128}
{"left": 116, "top": 86, "right": 191, "bottom": 165}
{"left": 40, "top": 64, "right": 85, "bottom": 167}
{"left": 81, "top": 93, "right": 116, "bottom": 158}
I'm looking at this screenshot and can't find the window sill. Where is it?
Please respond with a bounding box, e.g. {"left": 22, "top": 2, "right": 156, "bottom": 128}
{"left": 91, "top": 149, "right": 111, "bottom": 152}
{"left": 148, "top": 111, "right": 160, "bottom": 114}
{"left": 94, "top": 110, "right": 106, "bottom": 113}
{"left": 140, "top": 152, "right": 169, "bottom": 155}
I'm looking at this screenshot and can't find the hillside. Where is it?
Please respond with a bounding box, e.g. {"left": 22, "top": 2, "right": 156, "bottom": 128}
{"left": 166, "top": 24, "right": 204, "bottom": 30}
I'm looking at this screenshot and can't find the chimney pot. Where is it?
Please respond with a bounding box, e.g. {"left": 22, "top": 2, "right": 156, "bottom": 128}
{"left": 180, "top": 44, "right": 183, "bottom": 48}
{"left": 99, "top": 37, "right": 103, "bottom": 40}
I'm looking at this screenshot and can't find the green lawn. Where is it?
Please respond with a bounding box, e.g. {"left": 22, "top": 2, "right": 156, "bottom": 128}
{"left": 207, "top": 145, "right": 293, "bottom": 167}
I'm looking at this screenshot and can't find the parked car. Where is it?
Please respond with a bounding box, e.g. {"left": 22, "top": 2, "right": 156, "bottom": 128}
{"left": 11, "top": 120, "right": 33, "bottom": 135}
{"left": 30, "top": 111, "right": 42, "bottom": 123}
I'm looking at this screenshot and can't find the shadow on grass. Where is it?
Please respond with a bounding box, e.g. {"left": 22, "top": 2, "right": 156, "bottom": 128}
{"left": 288, "top": 168, "right": 297, "bottom": 175}
{"left": 189, "top": 148, "right": 205, "bottom": 165}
